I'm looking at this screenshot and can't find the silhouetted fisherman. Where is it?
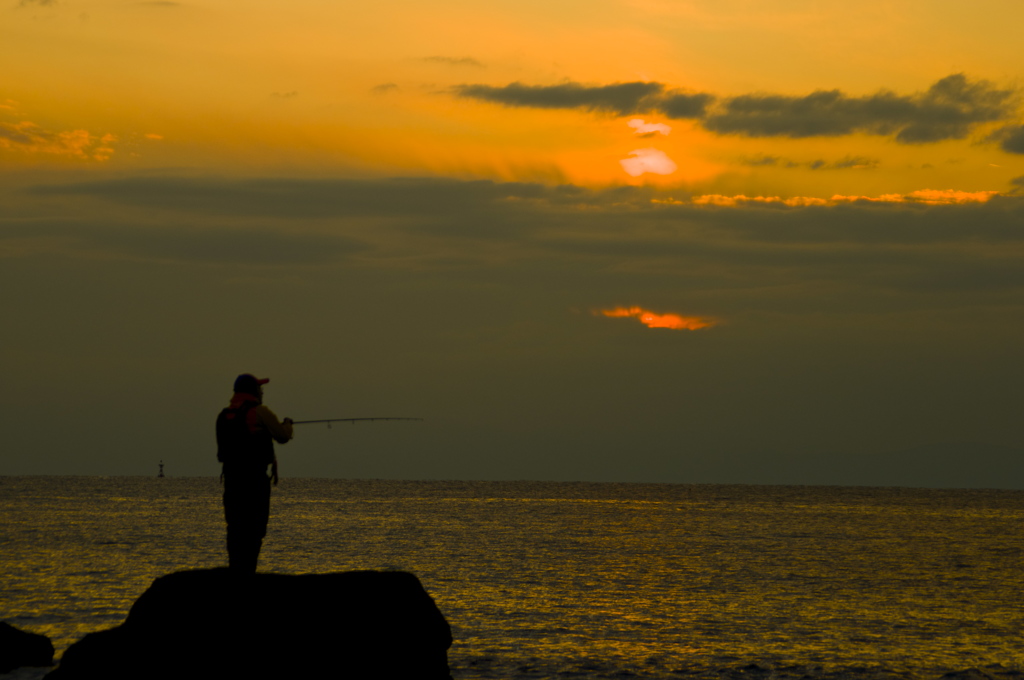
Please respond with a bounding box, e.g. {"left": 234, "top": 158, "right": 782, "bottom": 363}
{"left": 216, "top": 374, "right": 293, "bottom": 573}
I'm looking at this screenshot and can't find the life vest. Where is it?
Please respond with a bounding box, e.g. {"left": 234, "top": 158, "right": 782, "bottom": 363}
{"left": 216, "top": 400, "right": 275, "bottom": 467}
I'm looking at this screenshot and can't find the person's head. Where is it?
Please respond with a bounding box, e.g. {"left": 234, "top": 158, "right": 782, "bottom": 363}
{"left": 234, "top": 374, "right": 269, "bottom": 399}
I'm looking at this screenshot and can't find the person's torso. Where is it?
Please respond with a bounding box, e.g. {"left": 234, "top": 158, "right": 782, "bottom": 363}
{"left": 216, "top": 400, "right": 275, "bottom": 469}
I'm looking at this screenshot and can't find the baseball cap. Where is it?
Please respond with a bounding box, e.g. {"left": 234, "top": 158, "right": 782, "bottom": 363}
{"left": 234, "top": 374, "right": 270, "bottom": 394}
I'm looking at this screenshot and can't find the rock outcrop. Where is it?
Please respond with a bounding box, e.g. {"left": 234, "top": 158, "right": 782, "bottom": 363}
{"left": 0, "top": 622, "right": 54, "bottom": 673}
{"left": 47, "top": 569, "right": 452, "bottom": 680}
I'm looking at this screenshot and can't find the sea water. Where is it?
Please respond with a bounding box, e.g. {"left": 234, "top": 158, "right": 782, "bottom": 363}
{"left": 0, "top": 476, "right": 1022, "bottom": 680}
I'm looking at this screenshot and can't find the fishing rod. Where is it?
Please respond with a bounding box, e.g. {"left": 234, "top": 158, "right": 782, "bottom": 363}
{"left": 291, "top": 417, "right": 423, "bottom": 428}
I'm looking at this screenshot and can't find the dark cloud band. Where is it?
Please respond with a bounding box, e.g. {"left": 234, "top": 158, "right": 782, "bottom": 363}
{"left": 453, "top": 81, "right": 669, "bottom": 116}
{"left": 0, "top": 218, "right": 365, "bottom": 265}
{"left": 22, "top": 175, "right": 1023, "bottom": 248}
{"left": 705, "top": 74, "right": 1012, "bottom": 142}
{"left": 454, "top": 74, "right": 1017, "bottom": 146}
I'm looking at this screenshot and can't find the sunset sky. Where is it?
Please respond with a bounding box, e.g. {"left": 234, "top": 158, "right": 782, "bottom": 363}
{"left": 3, "top": 0, "right": 1024, "bottom": 486}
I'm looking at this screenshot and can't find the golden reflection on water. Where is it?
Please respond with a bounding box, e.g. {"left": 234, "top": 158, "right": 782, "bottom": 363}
{"left": 1, "top": 477, "right": 1022, "bottom": 679}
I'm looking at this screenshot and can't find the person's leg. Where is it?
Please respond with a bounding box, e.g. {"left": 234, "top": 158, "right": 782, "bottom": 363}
{"left": 224, "top": 472, "right": 271, "bottom": 573}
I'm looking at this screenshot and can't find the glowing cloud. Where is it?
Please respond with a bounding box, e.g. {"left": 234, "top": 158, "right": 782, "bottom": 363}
{"left": 689, "top": 194, "right": 828, "bottom": 207}
{"left": 0, "top": 121, "right": 116, "bottom": 161}
{"left": 620, "top": 148, "right": 677, "bottom": 176}
{"left": 879, "top": 189, "right": 999, "bottom": 205}
{"left": 599, "top": 307, "right": 717, "bottom": 330}
{"left": 679, "top": 189, "right": 998, "bottom": 207}
{"left": 628, "top": 118, "right": 672, "bottom": 136}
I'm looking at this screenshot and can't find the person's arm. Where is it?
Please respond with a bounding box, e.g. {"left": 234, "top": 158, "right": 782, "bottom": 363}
{"left": 253, "top": 405, "right": 294, "bottom": 444}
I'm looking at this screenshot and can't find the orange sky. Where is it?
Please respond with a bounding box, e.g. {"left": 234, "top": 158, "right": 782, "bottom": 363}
{"left": 3, "top": 0, "right": 1023, "bottom": 197}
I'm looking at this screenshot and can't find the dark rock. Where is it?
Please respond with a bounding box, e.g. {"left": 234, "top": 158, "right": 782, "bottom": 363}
{"left": 47, "top": 568, "right": 452, "bottom": 680}
{"left": 0, "top": 622, "right": 55, "bottom": 673}
{"left": 940, "top": 671, "right": 994, "bottom": 680}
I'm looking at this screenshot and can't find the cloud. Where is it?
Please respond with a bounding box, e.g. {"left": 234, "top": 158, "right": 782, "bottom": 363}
{"left": 455, "top": 74, "right": 1017, "bottom": 145}
{"left": 0, "top": 219, "right": 366, "bottom": 265}
{"left": 988, "top": 124, "right": 1024, "bottom": 154}
{"left": 809, "top": 155, "right": 879, "bottom": 170}
{"left": 740, "top": 155, "right": 796, "bottom": 168}
{"left": 91, "top": 134, "right": 117, "bottom": 161}
{"left": 705, "top": 74, "right": 1014, "bottom": 143}
{"left": 740, "top": 155, "right": 877, "bottom": 170}
{"left": 828, "top": 156, "right": 878, "bottom": 170}
{"left": 882, "top": 189, "right": 997, "bottom": 204}
{"left": 598, "top": 307, "right": 717, "bottom": 330}
{"left": 658, "top": 92, "right": 715, "bottom": 119}
{"left": 12, "top": 175, "right": 1024, "bottom": 316}
{"left": 0, "top": 121, "right": 115, "bottom": 161}
{"left": 627, "top": 119, "right": 671, "bottom": 136}
{"left": 686, "top": 194, "right": 829, "bottom": 207}
{"left": 371, "top": 83, "right": 399, "bottom": 95}
{"left": 422, "top": 56, "right": 484, "bottom": 67}
{"left": 620, "top": 148, "right": 677, "bottom": 176}
{"left": 27, "top": 176, "right": 559, "bottom": 220}
{"left": 687, "top": 189, "right": 996, "bottom": 207}
{"left": 453, "top": 81, "right": 666, "bottom": 116}
{"left": 23, "top": 175, "right": 1022, "bottom": 253}
{"left": 17, "top": 0, "right": 57, "bottom": 6}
